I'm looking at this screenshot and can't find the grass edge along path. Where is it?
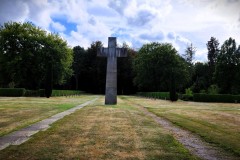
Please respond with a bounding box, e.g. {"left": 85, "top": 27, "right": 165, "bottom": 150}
{"left": 0, "top": 97, "right": 198, "bottom": 160}
{"left": 0, "top": 97, "right": 98, "bottom": 151}
{"left": 0, "top": 95, "right": 97, "bottom": 137}
{"left": 122, "top": 96, "right": 239, "bottom": 160}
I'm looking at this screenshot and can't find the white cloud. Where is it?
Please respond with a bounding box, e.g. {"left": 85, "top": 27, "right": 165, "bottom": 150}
{"left": 67, "top": 31, "right": 90, "bottom": 48}
{"left": 0, "top": 0, "right": 239, "bottom": 61}
{"left": 51, "top": 21, "right": 66, "bottom": 32}
{"left": 176, "top": 35, "right": 191, "bottom": 44}
{"left": 26, "top": 0, "right": 53, "bottom": 29}
{"left": 195, "top": 48, "right": 208, "bottom": 62}
{"left": 0, "top": 0, "right": 29, "bottom": 24}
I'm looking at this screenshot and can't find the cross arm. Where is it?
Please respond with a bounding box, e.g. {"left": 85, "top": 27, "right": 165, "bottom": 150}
{"left": 116, "top": 48, "right": 127, "bottom": 57}
{"left": 97, "top": 48, "right": 108, "bottom": 57}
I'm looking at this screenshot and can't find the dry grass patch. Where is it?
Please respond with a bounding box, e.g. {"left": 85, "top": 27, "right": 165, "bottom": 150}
{"left": 0, "top": 95, "right": 98, "bottom": 136}
{"left": 0, "top": 96, "right": 197, "bottom": 160}
{"left": 126, "top": 96, "right": 240, "bottom": 157}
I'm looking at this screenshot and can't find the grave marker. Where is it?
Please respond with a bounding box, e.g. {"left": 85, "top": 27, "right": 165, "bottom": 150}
{"left": 98, "top": 37, "right": 127, "bottom": 104}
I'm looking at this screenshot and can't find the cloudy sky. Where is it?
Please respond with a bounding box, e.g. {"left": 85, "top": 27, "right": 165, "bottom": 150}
{"left": 0, "top": 0, "right": 240, "bottom": 61}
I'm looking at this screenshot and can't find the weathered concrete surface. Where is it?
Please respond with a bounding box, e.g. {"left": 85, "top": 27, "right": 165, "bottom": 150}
{"left": 97, "top": 37, "right": 127, "bottom": 105}
{"left": 0, "top": 97, "right": 98, "bottom": 150}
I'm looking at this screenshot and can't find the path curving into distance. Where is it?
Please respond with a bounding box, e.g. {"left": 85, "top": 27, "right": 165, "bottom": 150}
{"left": 125, "top": 98, "right": 239, "bottom": 160}
{"left": 0, "top": 97, "right": 98, "bottom": 151}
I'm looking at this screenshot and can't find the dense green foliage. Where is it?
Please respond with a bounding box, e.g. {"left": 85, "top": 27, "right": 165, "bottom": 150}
{"left": 179, "top": 88, "right": 194, "bottom": 101}
{"left": 137, "top": 91, "right": 195, "bottom": 102}
{"left": 215, "top": 38, "right": 240, "bottom": 94}
{"left": 207, "top": 37, "right": 220, "bottom": 84}
{"left": 169, "top": 69, "right": 178, "bottom": 101}
{"left": 72, "top": 46, "right": 86, "bottom": 91}
{"left": 191, "top": 62, "right": 209, "bottom": 93}
{"left": 71, "top": 42, "right": 136, "bottom": 94}
{"left": 134, "top": 37, "right": 240, "bottom": 102}
{"left": 0, "top": 22, "right": 73, "bottom": 90}
{"left": 117, "top": 43, "right": 137, "bottom": 94}
{"left": 45, "top": 64, "right": 53, "bottom": 98}
{"left": 133, "top": 42, "right": 189, "bottom": 92}
{"left": 0, "top": 88, "right": 26, "bottom": 97}
{"left": 1, "top": 21, "right": 239, "bottom": 98}
{"left": 190, "top": 37, "right": 240, "bottom": 95}
{"left": 183, "top": 43, "right": 196, "bottom": 65}
{"left": 0, "top": 88, "right": 82, "bottom": 97}
{"left": 71, "top": 42, "right": 106, "bottom": 93}
{"left": 193, "top": 93, "right": 240, "bottom": 103}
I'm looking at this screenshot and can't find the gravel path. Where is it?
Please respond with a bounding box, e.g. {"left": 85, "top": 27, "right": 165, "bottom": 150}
{"left": 129, "top": 100, "right": 239, "bottom": 160}
{"left": 0, "top": 97, "right": 98, "bottom": 151}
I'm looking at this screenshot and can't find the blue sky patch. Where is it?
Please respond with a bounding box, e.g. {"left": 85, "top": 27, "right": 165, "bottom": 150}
{"left": 51, "top": 16, "right": 77, "bottom": 35}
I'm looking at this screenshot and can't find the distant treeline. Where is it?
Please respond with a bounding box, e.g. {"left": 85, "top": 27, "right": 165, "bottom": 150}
{"left": 0, "top": 22, "right": 240, "bottom": 96}
{"left": 0, "top": 88, "right": 83, "bottom": 97}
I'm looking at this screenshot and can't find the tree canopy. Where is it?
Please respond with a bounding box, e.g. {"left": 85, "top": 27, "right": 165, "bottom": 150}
{"left": 0, "top": 22, "right": 73, "bottom": 90}
{"left": 1, "top": 21, "right": 240, "bottom": 96}
{"left": 71, "top": 42, "right": 136, "bottom": 94}
{"left": 207, "top": 37, "right": 220, "bottom": 84}
{"left": 133, "top": 42, "right": 190, "bottom": 92}
{"left": 215, "top": 37, "right": 240, "bottom": 94}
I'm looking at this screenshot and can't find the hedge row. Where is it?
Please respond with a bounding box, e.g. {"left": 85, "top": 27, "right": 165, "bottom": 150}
{"left": 52, "top": 90, "right": 83, "bottom": 96}
{"left": 0, "top": 88, "right": 26, "bottom": 97}
{"left": 137, "top": 92, "right": 240, "bottom": 103}
{"left": 193, "top": 93, "right": 240, "bottom": 103}
{"left": 0, "top": 88, "right": 83, "bottom": 97}
{"left": 25, "top": 89, "right": 45, "bottom": 97}
{"left": 137, "top": 92, "right": 170, "bottom": 100}
{"left": 180, "top": 94, "right": 193, "bottom": 101}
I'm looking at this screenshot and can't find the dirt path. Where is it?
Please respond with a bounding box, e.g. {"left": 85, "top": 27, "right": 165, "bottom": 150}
{"left": 0, "top": 97, "right": 98, "bottom": 151}
{"left": 126, "top": 99, "right": 239, "bottom": 160}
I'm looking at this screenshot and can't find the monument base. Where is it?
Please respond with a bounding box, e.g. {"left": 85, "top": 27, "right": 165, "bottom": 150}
{"left": 105, "top": 87, "right": 117, "bottom": 105}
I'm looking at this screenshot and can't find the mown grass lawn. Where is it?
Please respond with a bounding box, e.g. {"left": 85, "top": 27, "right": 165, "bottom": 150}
{"left": 0, "top": 96, "right": 198, "bottom": 160}
{"left": 125, "top": 96, "right": 240, "bottom": 157}
{"left": 0, "top": 95, "right": 98, "bottom": 136}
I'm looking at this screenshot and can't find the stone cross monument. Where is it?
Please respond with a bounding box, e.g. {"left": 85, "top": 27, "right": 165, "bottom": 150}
{"left": 97, "top": 37, "right": 127, "bottom": 105}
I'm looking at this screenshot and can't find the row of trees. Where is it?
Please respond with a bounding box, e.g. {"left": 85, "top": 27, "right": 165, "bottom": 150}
{"left": 134, "top": 37, "right": 240, "bottom": 95}
{"left": 71, "top": 42, "right": 136, "bottom": 94}
{"left": 0, "top": 22, "right": 137, "bottom": 95}
{"left": 0, "top": 22, "right": 239, "bottom": 96}
{"left": 191, "top": 37, "right": 240, "bottom": 94}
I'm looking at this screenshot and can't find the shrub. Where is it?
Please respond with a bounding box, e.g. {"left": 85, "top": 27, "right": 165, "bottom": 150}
{"left": 181, "top": 94, "right": 193, "bottom": 101}
{"left": 0, "top": 88, "right": 82, "bottom": 97}
{"left": 208, "top": 85, "right": 219, "bottom": 94}
{"left": 0, "top": 88, "right": 26, "bottom": 97}
{"left": 193, "top": 93, "right": 240, "bottom": 103}
{"left": 180, "top": 88, "right": 193, "bottom": 101}
{"left": 185, "top": 88, "right": 193, "bottom": 96}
